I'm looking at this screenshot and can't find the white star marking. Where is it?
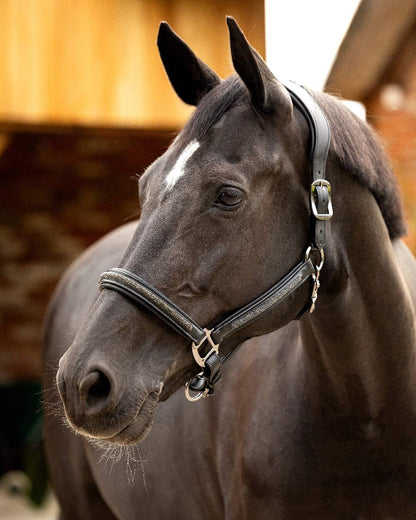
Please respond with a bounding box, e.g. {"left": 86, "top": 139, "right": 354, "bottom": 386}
{"left": 165, "top": 140, "right": 200, "bottom": 190}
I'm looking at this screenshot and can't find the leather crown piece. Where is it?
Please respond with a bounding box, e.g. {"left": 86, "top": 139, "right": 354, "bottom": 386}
{"left": 99, "top": 82, "right": 332, "bottom": 401}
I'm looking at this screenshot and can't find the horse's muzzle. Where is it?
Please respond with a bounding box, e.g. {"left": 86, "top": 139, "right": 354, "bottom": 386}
{"left": 56, "top": 360, "right": 161, "bottom": 444}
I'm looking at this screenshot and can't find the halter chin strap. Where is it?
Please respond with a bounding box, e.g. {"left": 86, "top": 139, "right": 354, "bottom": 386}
{"left": 98, "top": 83, "right": 332, "bottom": 402}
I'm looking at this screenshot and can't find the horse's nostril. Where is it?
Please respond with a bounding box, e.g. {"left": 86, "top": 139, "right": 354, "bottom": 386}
{"left": 80, "top": 370, "right": 112, "bottom": 408}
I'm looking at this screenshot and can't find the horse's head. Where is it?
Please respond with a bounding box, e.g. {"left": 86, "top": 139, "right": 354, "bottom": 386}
{"left": 57, "top": 18, "right": 315, "bottom": 445}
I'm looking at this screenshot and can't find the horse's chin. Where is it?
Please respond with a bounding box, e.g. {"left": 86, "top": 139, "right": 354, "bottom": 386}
{"left": 65, "top": 389, "right": 159, "bottom": 446}
{"left": 98, "top": 412, "right": 155, "bottom": 446}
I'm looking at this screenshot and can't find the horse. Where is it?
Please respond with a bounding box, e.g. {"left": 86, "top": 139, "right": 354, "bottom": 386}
{"left": 43, "top": 17, "right": 416, "bottom": 519}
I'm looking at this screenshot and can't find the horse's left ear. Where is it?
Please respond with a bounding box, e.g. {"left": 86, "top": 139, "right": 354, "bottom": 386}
{"left": 227, "top": 17, "right": 292, "bottom": 116}
{"left": 157, "top": 22, "right": 221, "bottom": 106}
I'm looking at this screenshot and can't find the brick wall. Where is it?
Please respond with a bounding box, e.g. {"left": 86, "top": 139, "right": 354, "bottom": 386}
{"left": 0, "top": 129, "right": 172, "bottom": 381}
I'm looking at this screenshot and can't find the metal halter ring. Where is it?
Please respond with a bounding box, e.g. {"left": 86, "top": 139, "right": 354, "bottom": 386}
{"left": 304, "top": 245, "right": 324, "bottom": 272}
{"left": 184, "top": 377, "right": 210, "bottom": 402}
{"left": 191, "top": 329, "right": 219, "bottom": 368}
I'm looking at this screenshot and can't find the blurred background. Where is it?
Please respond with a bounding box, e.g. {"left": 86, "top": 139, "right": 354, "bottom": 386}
{"left": 0, "top": 0, "right": 415, "bottom": 516}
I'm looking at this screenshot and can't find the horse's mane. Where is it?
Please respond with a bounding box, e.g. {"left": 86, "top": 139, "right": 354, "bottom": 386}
{"left": 181, "top": 77, "right": 406, "bottom": 240}
{"left": 311, "top": 90, "right": 406, "bottom": 239}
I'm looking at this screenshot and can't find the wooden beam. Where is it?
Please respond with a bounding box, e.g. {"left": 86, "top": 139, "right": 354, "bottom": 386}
{"left": 325, "top": 0, "right": 416, "bottom": 101}
{"left": 0, "top": 0, "right": 264, "bottom": 128}
{"left": 0, "top": 120, "right": 176, "bottom": 138}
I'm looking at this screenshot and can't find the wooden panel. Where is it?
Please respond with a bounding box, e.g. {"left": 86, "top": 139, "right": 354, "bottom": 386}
{"left": 325, "top": 0, "right": 416, "bottom": 101}
{"left": 0, "top": 0, "right": 264, "bottom": 128}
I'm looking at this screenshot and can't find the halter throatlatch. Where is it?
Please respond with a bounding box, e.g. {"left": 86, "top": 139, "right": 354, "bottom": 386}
{"left": 98, "top": 83, "right": 332, "bottom": 402}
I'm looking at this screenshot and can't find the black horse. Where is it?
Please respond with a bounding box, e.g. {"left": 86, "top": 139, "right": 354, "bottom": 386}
{"left": 43, "top": 18, "right": 416, "bottom": 519}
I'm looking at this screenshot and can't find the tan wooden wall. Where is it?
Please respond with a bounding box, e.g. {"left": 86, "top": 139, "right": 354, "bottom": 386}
{"left": 0, "top": 0, "right": 264, "bottom": 128}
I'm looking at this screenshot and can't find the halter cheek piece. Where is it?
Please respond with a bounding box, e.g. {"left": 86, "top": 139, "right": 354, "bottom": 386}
{"left": 99, "top": 83, "right": 332, "bottom": 402}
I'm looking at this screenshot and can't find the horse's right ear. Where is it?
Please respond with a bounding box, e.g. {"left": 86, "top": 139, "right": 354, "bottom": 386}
{"left": 157, "top": 22, "right": 221, "bottom": 106}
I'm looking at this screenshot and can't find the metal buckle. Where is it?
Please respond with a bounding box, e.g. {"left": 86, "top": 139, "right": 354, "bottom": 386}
{"left": 311, "top": 179, "right": 333, "bottom": 221}
{"left": 191, "top": 329, "right": 219, "bottom": 368}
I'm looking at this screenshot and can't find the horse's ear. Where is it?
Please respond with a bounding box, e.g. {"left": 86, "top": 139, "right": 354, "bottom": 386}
{"left": 227, "top": 17, "right": 292, "bottom": 115}
{"left": 157, "top": 22, "right": 221, "bottom": 106}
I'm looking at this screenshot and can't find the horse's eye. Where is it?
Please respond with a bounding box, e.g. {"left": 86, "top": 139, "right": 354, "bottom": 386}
{"left": 215, "top": 187, "right": 244, "bottom": 208}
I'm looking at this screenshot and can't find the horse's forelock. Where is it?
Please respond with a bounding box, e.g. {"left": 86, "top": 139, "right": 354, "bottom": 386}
{"left": 179, "top": 76, "right": 249, "bottom": 142}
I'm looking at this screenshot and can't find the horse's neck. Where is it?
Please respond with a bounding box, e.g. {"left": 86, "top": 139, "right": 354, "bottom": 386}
{"left": 299, "top": 180, "right": 416, "bottom": 422}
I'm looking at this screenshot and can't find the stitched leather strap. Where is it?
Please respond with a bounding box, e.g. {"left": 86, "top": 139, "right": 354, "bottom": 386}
{"left": 211, "top": 258, "right": 315, "bottom": 344}
{"left": 99, "top": 258, "right": 315, "bottom": 350}
{"left": 284, "top": 81, "right": 330, "bottom": 182}
{"left": 99, "top": 268, "right": 206, "bottom": 344}
{"left": 284, "top": 82, "right": 332, "bottom": 249}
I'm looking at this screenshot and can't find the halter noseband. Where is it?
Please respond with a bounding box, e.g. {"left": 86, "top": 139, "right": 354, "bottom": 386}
{"left": 99, "top": 83, "right": 332, "bottom": 402}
